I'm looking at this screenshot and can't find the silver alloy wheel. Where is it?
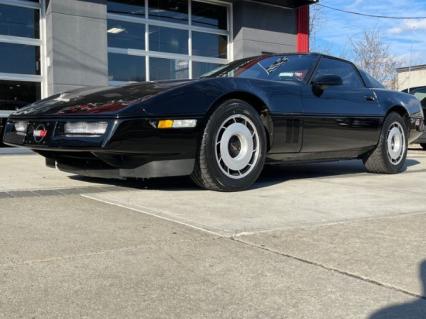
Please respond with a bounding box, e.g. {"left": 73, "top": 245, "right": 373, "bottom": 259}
{"left": 386, "top": 121, "right": 406, "bottom": 165}
{"left": 215, "top": 114, "right": 260, "bottom": 179}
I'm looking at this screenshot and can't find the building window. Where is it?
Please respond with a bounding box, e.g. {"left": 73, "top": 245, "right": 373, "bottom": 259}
{"left": 192, "top": 32, "right": 227, "bottom": 58}
{"left": 0, "top": 0, "right": 42, "bottom": 108}
{"left": 0, "top": 3, "right": 40, "bottom": 38}
{"left": 150, "top": 57, "right": 189, "bottom": 81}
{"left": 149, "top": 0, "right": 189, "bottom": 25}
{"left": 191, "top": 1, "right": 227, "bottom": 30}
{"left": 108, "top": 53, "right": 146, "bottom": 82}
{"left": 149, "top": 25, "right": 188, "bottom": 55}
{"left": 107, "top": 20, "right": 146, "bottom": 50}
{"left": 0, "top": 43, "right": 40, "bottom": 75}
{"left": 107, "top": 0, "right": 145, "bottom": 17}
{"left": 0, "top": 80, "right": 41, "bottom": 111}
{"left": 107, "top": 0, "right": 231, "bottom": 83}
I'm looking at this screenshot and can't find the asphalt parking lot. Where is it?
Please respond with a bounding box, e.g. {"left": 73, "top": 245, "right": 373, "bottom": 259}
{"left": 0, "top": 147, "right": 426, "bottom": 318}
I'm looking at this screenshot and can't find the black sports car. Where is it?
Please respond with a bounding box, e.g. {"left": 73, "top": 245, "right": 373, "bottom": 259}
{"left": 402, "top": 86, "right": 426, "bottom": 149}
{"left": 3, "top": 53, "right": 424, "bottom": 191}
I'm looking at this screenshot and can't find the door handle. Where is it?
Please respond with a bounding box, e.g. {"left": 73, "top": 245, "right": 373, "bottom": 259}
{"left": 365, "top": 95, "right": 376, "bottom": 102}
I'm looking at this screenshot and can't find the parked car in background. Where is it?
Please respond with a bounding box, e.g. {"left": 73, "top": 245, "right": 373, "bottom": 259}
{"left": 3, "top": 53, "right": 425, "bottom": 191}
{"left": 403, "top": 86, "right": 426, "bottom": 149}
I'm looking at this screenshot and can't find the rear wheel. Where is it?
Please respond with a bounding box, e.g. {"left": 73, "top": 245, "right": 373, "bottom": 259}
{"left": 420, "top": 144, "right": 426, "bottom": 150}
{"left": 191, "top": 99, "right": 266, "bottom": 192}
{"left": 363, "top": 112, "right": 408, "bottom": 174}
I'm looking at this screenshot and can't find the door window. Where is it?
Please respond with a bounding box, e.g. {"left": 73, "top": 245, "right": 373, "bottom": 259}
{"left": 314, "top": 58, "right": 364, "bottom": 89}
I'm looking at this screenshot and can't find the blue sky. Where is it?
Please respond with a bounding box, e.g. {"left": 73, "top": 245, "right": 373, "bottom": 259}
{"left": 312, "top": 0, "right": 426, "bottom": 67}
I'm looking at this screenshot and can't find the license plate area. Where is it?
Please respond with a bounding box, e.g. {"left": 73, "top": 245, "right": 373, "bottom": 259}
{"left": 25, "top": 121, "right": 55, "bottom": 145}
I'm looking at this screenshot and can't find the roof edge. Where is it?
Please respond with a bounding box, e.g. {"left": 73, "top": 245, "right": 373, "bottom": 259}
{"left": 248, "top": 0, "right": 319, "bottom": 9}
{"left": 397, "top": 65, "right": 426, "bottom": 72}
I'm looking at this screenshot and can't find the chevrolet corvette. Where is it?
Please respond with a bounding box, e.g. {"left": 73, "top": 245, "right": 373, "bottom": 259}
{"left": 3, "top": 53, "right": 424, "bottom": 191}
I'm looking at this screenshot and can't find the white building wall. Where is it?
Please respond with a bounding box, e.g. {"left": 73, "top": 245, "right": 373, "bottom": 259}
{"left": 397, "top": 68, "right": 426, "bottom": 91}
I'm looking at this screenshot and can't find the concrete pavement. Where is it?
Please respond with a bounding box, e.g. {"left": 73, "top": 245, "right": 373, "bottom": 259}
{"left": 0, "top": 148, "right": 425, "bottom": 318}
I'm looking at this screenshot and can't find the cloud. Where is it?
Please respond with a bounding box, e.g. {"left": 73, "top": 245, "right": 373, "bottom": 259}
{"left": 405, "top": 19, "right": 426, "bottom": 30}
{"left": 312, "top": 0, "right": 426, "bottom": 65}
{"left": 389, "top": 27, "right": 403, "bottom": 34}
{"left": 387, "top": 19, "right": 426, "bottom": 34}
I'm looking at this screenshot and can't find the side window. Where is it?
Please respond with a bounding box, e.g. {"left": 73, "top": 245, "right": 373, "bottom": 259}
{"left": 314, "top": 58, "right": 364, "bottom": 89}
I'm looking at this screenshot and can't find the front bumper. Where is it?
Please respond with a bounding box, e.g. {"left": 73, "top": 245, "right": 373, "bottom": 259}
{"left": 415, "top": 132, "right": 426, "bottom": 144}
{"left": 408, "top": 116, "right": 425, "bottom": 144}
{"left": 55, "top": 158, "right": 196, "bottom": 179}
{"left": 3, "top": 117, "right": 200, "bottom": 179}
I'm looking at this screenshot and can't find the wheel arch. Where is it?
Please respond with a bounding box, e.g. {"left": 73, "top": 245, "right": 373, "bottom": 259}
{"left": 204, "top": 91, "right": 274, "bottom": 151}
{"left": 386, "top": 105, "right": 410, "bottom": 128}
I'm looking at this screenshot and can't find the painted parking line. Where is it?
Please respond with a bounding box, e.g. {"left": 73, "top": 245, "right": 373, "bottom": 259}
{"left": 82, "top": 193, "right": 225, "bottom": 238}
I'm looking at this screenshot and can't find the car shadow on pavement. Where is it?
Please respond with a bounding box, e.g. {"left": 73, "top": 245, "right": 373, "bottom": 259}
{"left": 252, "top": 158, "right": 421, "bottom": 190}
{"left": 69, "top": 159, "right": 421, "bottom": 191}
{"left": 70, "top": 174, "right": 198, "bottom": 191}
{"left": 369, "top": 260, "right": 426, "bottom": 319}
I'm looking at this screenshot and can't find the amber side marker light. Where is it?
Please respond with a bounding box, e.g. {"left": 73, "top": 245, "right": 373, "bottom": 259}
{"left": 158, "top": 119, "right": 197, "bottom": 129}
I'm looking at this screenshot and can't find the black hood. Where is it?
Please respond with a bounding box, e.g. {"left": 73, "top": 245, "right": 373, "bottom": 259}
{"left": 10, "top": 80, "right": 193, "bottom": 118}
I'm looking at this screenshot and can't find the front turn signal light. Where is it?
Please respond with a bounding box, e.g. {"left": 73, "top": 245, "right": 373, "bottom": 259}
{"left": 158, "top": 120, "right": 174, "bottom": 129}
{"left": 158, "top": 119, "right": 197, "bottom": 129}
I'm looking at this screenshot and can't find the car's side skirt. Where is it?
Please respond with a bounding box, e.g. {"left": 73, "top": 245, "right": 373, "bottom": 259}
{"left": 266, "top": 146, "right": 375, "bottom": 163}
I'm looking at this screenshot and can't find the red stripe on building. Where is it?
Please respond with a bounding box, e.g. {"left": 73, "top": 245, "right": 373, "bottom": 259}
{"left": 297, "top": 5, "right": 310, "bottom": 53}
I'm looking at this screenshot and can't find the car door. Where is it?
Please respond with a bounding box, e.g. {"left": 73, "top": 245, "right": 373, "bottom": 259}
{"left": 301, "top": 57, "right": 383, "bottom": 153}
{"left": 238, "top": 55, "right": 318, "bottom": 154}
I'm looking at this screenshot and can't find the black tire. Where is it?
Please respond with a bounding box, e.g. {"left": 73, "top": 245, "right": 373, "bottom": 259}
{"left": 363, "top": 112, "right": 408, "bottom": 174}
{"left": 420, "top": 144, "right": 426, "bottom": 150}
{"left": 191, "top": 99, "right": 267, "bottom": 192}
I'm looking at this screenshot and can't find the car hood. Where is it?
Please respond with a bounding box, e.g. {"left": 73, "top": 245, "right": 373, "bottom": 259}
{"left": 10, "top": 80, "right": 194, "bottom": 118}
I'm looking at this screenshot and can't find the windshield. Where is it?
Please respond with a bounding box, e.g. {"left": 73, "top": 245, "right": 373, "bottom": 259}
{"left": 202, "top": 55, "right": 318, "bottom": 82}
{"left": 359, "top": 69, "right": 384, "bottom": 88}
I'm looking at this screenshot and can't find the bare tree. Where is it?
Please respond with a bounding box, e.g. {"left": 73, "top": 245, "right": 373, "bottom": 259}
{"left": 309, "top": 5, "right": 334, "bottom": 55}
{"left": 351, "top": 30, "right": 398, "bottom": 89}
{"left": 309, "top": 4, "right": 323, "bottom": 50}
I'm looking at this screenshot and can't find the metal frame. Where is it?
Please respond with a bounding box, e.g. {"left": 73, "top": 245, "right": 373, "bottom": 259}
{"left": 0, "top": 0, "right": 44, "bottom": 97}
{"left": 39, "top": 0, "right": 47, "bottom": 98}
{"left": 108, "top": 0, "right": 233, "bottom": 84}
{"left": 0, "top": 0, "right": 39, "bottom": 9}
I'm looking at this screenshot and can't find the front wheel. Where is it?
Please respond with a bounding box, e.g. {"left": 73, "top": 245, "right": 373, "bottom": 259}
{"left": 363, "top": 112, "right": 408, "bottom": 174}
{"left": 191, "top": 99, "right": 267, "bottom": 192}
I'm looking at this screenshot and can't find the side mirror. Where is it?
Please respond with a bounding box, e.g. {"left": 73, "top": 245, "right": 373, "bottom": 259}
{"left": 312, "top": 74, "right": 343, "bottom": 90}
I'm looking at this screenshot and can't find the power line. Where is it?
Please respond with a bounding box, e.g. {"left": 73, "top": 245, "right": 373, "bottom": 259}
{"left": 318, "top": 3, "right": 426, "bottom": 20}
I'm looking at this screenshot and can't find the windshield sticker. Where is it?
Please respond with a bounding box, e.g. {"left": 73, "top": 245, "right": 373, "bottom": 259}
{"left": 266, "top": 57, "right": 289, "bottom": 73}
